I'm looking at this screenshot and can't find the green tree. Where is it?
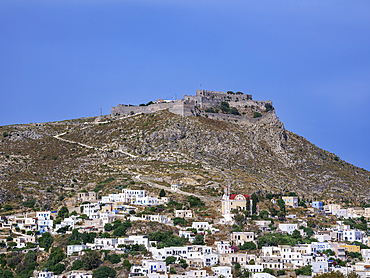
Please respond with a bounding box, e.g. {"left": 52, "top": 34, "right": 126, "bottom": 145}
{"left": 165, "top": 256, "right": 176, "bottom": 265}
{"left": 292, "top": 229, "right": 302, "bottom": 240}
{"left": 72, "top": 260, "right": 83, "bottom": 270}
{"left": 38, "top": 232, "right": 54, "bottom": 251}
{"left": 107, "top": 254, "right": 121, "bottom": 264}
{"left": 104, "top": 223, "right": 113, "bottom": 231}
{"left": 53, "top": 263, "right": 65, "bottom": 274}
{"left": 239, "top": 241, "right": 257, "bottom": 251}
{"left": 123, "top": 259, "right": 132, "bottom": 271}
{"left": 295, "top": 265, "right": 312, "bottom": 276}
{"left": 93, "top": 266, "right": 116, "bottom": 278}
{"left": 170, "top": 267, "right": 176, "bottom": 274}
{"left": 230, "top": 107, "right": 240, "bottom": 115}
{"left": 4, "top": 204, "right": 13, "bottom": 211}
{"left": 82, "top": 250, "right": 100, "bottom": 270}
{"left": 251, "top": 193, "right": 258, "bottom": 214}
{"left": 23, "top": 199, "right": 36, "bottom": 208}
{"left": 277, "top": 198, "right": 286, "bottom": 214}
{"left": 234, "top": 213, "right": 245, "bottom": 226}
{"left": 173, "top": 217, "right": 186, "bottom": 226}
{"left": 253, "top": 112, "right": 262, "bottom": 118}
{"left": 259, "top": 210, "right": 269, "bottom": 220}
{"left": 194, "top": 233, "right": 205, "bottom": 245}
{"left": 0, "top": 269, "right": 14, "bottom": 278}
{"left": 265, "top": 193, "right": 273, "bottom": 200}
{"left": 263, "top": 268, "right": 274, "bottom": 275}
{"left": 159, "top": 189, "right": 166, "bottom": 198}
{"left": 265, "top": 103, "right": 274, "bottom": 112}
{"left": 58, "top": 206, "right": 69, "bottom": 219}
{"left": 220, "top": 101, "right": 230, "bottom": 113}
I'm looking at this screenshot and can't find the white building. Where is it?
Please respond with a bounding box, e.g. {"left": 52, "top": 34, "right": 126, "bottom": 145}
{"left": 231, "top": 232, "right": 255, "bottom": 246}
{"left": 332, "top": 209, "right": 349, "bottom": 219}
{"left": 131, "top": 260, "right": 167, "bottom": 276}
{"left": 278, "top": 223, "right": 298, "bottom": 235}
{"left": 215, "top": 241, "right": 234, "bottom": 254}
{"left": 67, "top": 245, "right": 87, "bottom": 256}
{"left": 192, "top": 222, "right": 212, "bottom": 232}
{"left": 36, "top": 211, "right": 53, "bottom": 233}
{"left": 244, "top": 265, "right": 264, "bottom": 273}
{"left": 93, "top": 238, "right": 118, "bottom": 250}
{"left": 175, "top": 210, "right": 193, "bottom": 218}
{"left": 314, "top": 234, "right": 331, "bottom": 242}
{"left": 64, "top": 272, "right": 93, "bottom": 278}
{"left": 55, "top": 217, "right": 77, "bottom": 232}
{"left": 117, "top": 235, "right": 150, "bottom": 248}
{"left": 179, "top": 230, "right": 196, "bottom": 243}
{"left": 312, "top": 242, "right": 333, "bottom": 252}
{"left": 312, "top": 256, "right": 329, "bottom": 275}
{"left": 137, "top": 214, "right": 172, "bottom": 224}
{"left": 80, "top": 203, "right": 100, "bottom": 218}
{"left": 212, "top": 266, "right": 232, "bottom": 278}
{"left": 33, "top": 271, "right": 54, "bottom": 278}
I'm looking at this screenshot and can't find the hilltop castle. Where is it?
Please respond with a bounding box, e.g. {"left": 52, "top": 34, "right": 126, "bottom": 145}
{"left": 111, "top": 90, "right": 274, "bottom": 124}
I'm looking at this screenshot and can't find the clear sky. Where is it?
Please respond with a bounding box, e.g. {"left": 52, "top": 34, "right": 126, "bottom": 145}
{"left": 1, "top": 0, "right": 370, "bottom": 170}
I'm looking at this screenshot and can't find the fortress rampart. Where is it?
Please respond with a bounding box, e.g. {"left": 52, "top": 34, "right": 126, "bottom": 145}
{"left": 111, "top": 90, "right": 273, "bottom": 125}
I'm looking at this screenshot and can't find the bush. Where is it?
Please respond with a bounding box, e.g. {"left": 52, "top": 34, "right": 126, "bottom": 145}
{"left": 149, "top": 231, "right": 187, "bottom": 248}
{"left": 165, "top": 256, "right": 176, "bottom": 265}
{"left": 53, "top": 263, "right": 65, "bottom": 275}
{"left": 4, "top": 204, "right": 12, "bottom": 211}
{"left": 205, "top": 108, "right": 216, "bottom": 113}
{"left": 123, "top": 259, "right": 132, "bottom": 271}
{"left": 259, "top": 210, "right": 269, "bottom": 220}
{"left": 0, "top": 269, "right": 14, "bottom": 278}
{"left": 230, "top": 107, "right": 240, "bottom": 115}
{"left": 239, "top": 241, "right": 257, "bottom": 251}
{"left": 194, "top": 234, "right": 205, "bottom": 245}
{"left": 58, "top": 206, "right": 69, "bottom": 219}
{"left": 82, "top": 250, "right": 100, "bottom": 270}
{"left": 265, "top": 103, "right": 274, "bottom": 112}
{"left": 263, "top": 268, "right": 274, "bottom": 275}
{"left": 253, "top": 112, "right": 262, "bottom": 118}
{"left": 187, "top": 196, "right": 204, "bottom": 207}
{"left": 93, "top": 266, "right": 117, "bottom": 278}
{"left": 173, "top": 217, "right": 186, "bottom": 226}
{"left": 23, "top": 199, "right": 36, "bottom": 208}
{"left": 220, "top": 101, "right": 230, "bottom": 113}
{"left": 2, "top": 132, "right": 8, "bottom": 137}
{"left": 71, "top": 260, "right": 83, "bottom": 270}
{"left": 38, "top": 232, "right": 54, "bottom": 251}
{"left": 295, "top": 265, "right": 312, "bottom": 276}
{"left": 107, "top": 254, "right": 121, "bottom": 264}
{"left": 159, "top": 189, "right": 166, "bottom": 198}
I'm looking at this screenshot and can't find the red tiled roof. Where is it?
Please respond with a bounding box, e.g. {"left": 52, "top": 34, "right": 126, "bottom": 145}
{"left": 229, "top": 194, "right": 251, "bottom": 200}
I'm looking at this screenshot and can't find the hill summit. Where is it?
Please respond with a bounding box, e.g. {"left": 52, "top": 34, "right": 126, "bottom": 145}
{"left": 0, "top": 90, "right": 369, "bottom": 210}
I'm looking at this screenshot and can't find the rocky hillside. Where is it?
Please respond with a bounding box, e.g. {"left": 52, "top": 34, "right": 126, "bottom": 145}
{"left": 1, "top": 108, "right": 369, "bottom": 210}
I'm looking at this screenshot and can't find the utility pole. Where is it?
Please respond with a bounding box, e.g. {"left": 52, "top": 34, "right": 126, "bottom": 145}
{"left": 100, "top": 108, "right": 102, "bottom": 117}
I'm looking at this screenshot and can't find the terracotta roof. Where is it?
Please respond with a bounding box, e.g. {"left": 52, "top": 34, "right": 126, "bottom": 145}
{"left": 229, "top": 194, "right": 251, "bottom": 200}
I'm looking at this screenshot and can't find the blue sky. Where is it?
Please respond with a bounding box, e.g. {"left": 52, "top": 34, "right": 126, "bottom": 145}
{"left": 1, "top": 0, "right": 370, "bottom": 170}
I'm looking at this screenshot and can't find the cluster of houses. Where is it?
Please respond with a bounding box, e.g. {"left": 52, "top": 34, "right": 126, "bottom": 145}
{"left": 2, "top": 189, "right": 370, "bottom": 278}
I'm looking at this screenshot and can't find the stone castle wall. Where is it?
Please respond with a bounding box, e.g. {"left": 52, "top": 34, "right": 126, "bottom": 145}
{"left": 111, "top": 90, "right": 272, "bottom": 123}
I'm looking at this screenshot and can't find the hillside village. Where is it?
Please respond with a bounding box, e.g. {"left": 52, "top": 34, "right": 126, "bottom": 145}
{"left": 1, "top": 90, "right": 370, "bottom": 278}
{"left": 1, "top": 184, "right": 370, "bottom": 278}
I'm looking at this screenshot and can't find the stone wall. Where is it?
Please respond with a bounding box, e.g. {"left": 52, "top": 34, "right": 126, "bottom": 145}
{"left": 196, "top": 89, "right": 252, "bottom": 102}
{"left": 111, "top": 90, "right": 267, "bottom": 120}
{"left": 200, "top": 110, "right": 275, "bottom": 126}
{"left": 111, "top": 101, "right": 179, "bottom": 116}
